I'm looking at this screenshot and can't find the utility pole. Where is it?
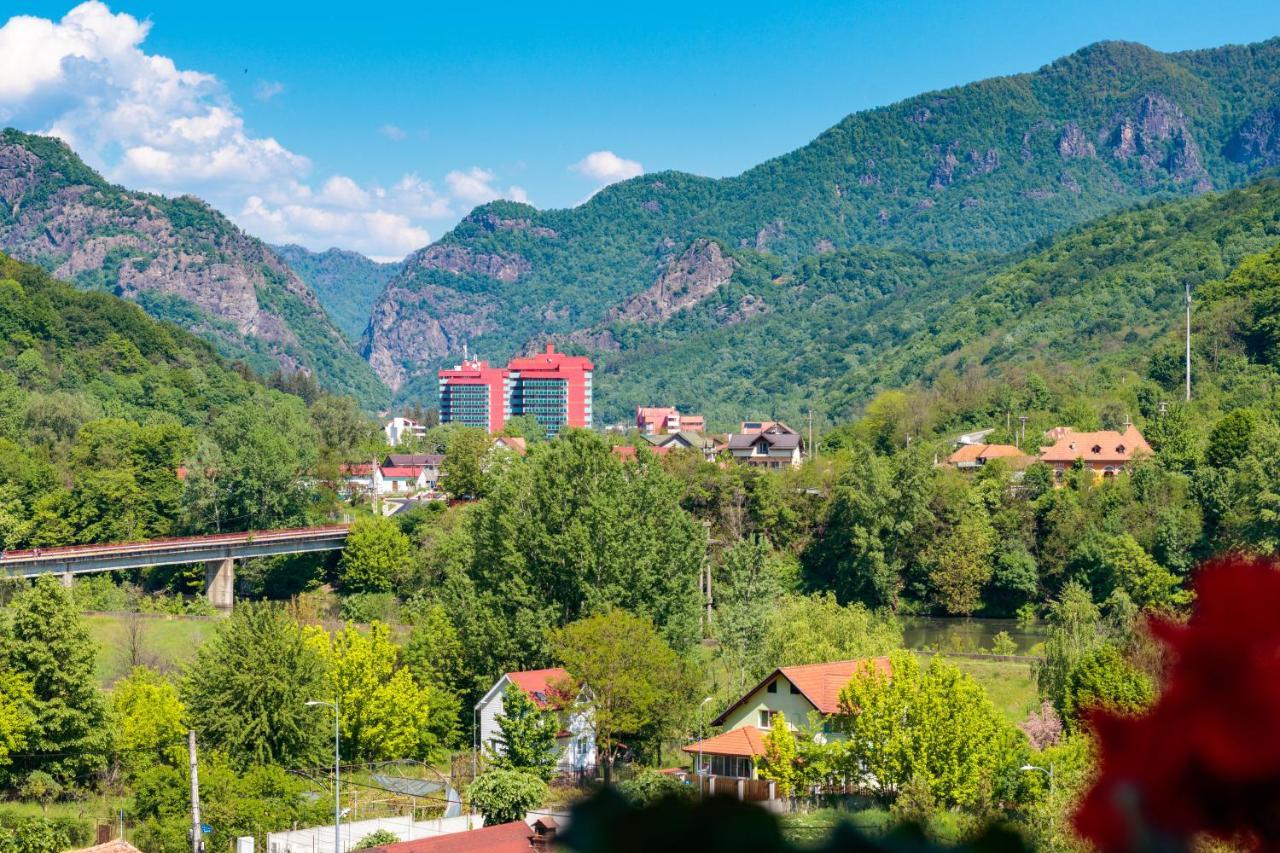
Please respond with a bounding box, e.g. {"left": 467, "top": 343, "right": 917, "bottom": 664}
{"left": 187, "top": 731, "right": 203, "bottom": 853}
{"left": 1185, "top": 281, "right": 1192, "bottom": 403}
{"left": 807, "top": 409, "right": 815, "bottom": 462}
{"left": 1018, "top": 415, "right": 1028, "bottom": 448}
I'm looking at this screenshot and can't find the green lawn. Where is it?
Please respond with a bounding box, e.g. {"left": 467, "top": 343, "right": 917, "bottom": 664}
{"left": 782, "top": 807, "right": 967, "bottom": 846}
{"left": 936, "top": 655, "right": 1040, "bottom": 724}
{"left": 82, "top": 613, "right": 218, "bottom": 687}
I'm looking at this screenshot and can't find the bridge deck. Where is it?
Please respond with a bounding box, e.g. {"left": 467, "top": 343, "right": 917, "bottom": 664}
{"left": 1, "top": 525, "right": 350, "bottom": 578}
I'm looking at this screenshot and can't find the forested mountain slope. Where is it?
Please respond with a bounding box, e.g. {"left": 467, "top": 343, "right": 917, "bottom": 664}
{"left": 273, "top": 244, "right": 401, "bottom": 343}
{"left": 365, "top": 37, "right": 1280, "bottom": 403}
{"left": 0, "top": 131, "right": 388, "bottom": 409}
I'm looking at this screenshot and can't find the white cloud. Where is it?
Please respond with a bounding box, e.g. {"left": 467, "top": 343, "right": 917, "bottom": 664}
{"left": 379, "top": 123, "right": 407, "bottom": 141}
{"left": 445, "top": 167, "right": 530, "bottom": 207}
{"left": 571, "top": 150, "right": 643, "bottom": 184}
{"left": 0, "top": 2, "right": 532, "bottom": 260}
{"left": 253, "top": 79, "right": 285, "bottom": 102}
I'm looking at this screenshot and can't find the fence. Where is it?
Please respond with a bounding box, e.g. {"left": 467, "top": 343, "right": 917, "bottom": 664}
{"left": 695, "top": 775, "right": 777, "bottom": 802}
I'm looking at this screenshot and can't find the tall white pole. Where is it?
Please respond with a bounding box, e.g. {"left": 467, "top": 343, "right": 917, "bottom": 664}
{"left": 308, "top": 701, "right": 341, "bottom": 853}
{"left": 187, "top": 730, "right": 202, "bottom": 853}
{"left": 1186, "top": 281, "right": 1192, "bottom": 403}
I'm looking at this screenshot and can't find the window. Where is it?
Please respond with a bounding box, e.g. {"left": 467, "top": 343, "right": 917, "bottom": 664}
{"left": 759, "top": 710, "right": 773, "bottom": 728}
{"left": 706, "top": 755, "right": 752, "bottom": 778}
{"left": 790, "top": 684, "right": 802, "bottom": 695}
{"left": 766, "top": 680, "right": 777, "bottom": 693}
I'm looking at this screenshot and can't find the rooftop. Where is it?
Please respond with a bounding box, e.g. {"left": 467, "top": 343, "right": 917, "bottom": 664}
{"left": 363, "top": 821, "right": 536, "bottom": 853}
{"left": 506, "top": 667, "right": 573, "bottom": 709}
{"left": 682, "top": 725, "right": 768, "bottom": 758}
{"left": 1039, "top": 424, "right": 1152, "bottom": 464}
{"left": 711, "top": 657, "right": 892, "bottom": 725}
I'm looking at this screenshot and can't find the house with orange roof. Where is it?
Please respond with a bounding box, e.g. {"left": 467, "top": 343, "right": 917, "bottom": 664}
{"left": 476, "top": 668, "right": 596, "bottom": 773}
{"left": 945, "top": 443, "right": 1033, "bottom": 470}
{"left": 1038, "top": 423, "right": 1152, "bottom": 479}
{"left": 682, "top": 658, "right": 891, "bottom": 781}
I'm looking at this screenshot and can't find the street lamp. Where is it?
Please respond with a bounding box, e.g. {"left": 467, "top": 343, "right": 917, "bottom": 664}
{"left": 307, "top": 700, "right": 341, "bottom": 853}
{"left": 697, "top": 696, "right": 714, "bottom": 797}
{"left": 1020, "top": 763, "right": 1054, "bottom": 795}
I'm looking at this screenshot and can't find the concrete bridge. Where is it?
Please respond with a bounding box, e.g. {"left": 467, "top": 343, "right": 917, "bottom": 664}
{"left": 0, "top": 525, "right": 350, "bottom": 609}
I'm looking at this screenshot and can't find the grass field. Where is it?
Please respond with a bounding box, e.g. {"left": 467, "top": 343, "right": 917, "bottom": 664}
{"left": 940, "top": 655, "right": 1040, "bottom": 724}
{"left": 82, "top": 613, "right": 217, "bottom": 687}
{"left": 782, "top": 806, "right": 968, "bottom": 846}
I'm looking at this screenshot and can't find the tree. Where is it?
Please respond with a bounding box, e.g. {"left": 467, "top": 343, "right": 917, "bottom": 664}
{"left": 1062, "top": 644, "right": 1154, "bottom": 726}
{"left": 617, "top": 768, "right": 693, "bottom": 806}
{"left": 988, "top": 547, "right": 1039, "bottom": 615}
{"left": 0, "top": 576, "right": 109, "bottom": 785}
{"left": 1145, "top": 404, "right": 1200, "bottom": 473}
{"left": 756, "top": 712, "right": 800, "bottom": 796}
{"left": 1036, "top": 582, "right": 1105, "bottom": 719}
{"left": 713, "top": 538, "right": 797, "bottom": 694}
{"left": 18, "top": 771, "right": 61, "bottom": 815}
{"left": 181, "top": 602, "right": 326, "bottom": 767}
{"left": 310, "top": 395, "right": 379, "bottom": 460}
{"left": 402, "top": 598, "right": 467, "bottom": 699}
{"left": 439, "top": 427, "right": 493, "bottom": 499}
{"left": 468, "top": 768, "right": 547, "bottom": 826}
{"left": 306, "top": 622, "right": 455, "bottom": 762}
{"left": 1206, "top": 409, "right": 1259, "bottom": 469}
{"left": 339, "top": 515, "right": 414, "bottom": 593}
{"left": 836, "top": 652, "right": 1026, "bottom": 809}
{"left": 550, "top": 609, "right": 692, "bottom": 782}
{"left": 925, "top": 494, "right": 995, "bottom": 615}
{"left": 487, "top": 683, "right": 559, "bottom": 781}
{"left": 112, "top": 666, "right": 186, "bottom": 779}
{"left": 758, "top": 593, "right": 901, "bottom": 680}
{"left": 0, "top": 667, "right": 34, "bottom": 780}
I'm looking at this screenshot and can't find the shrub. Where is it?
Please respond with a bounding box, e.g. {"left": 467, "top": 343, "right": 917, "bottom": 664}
{"left": 990, "top": 631, "right": 1017, "bottom": 656}
{"left": 618, "top": 769, "right": 693, "bottom": 806}
{"left": 340, "top": 592, "right": 400, "bottom": 624}
{"left": 355, "top": 828, "right": 401, "bottom": 849}
{"left": 468, "top": 769, "right": 548, "bottom": 826}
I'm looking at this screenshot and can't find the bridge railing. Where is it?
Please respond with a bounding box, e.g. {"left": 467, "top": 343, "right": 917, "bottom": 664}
{"left": 0, "top": 525, "right": 350, "bottom": 565}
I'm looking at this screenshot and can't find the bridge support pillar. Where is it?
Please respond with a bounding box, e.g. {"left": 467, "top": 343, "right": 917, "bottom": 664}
{"left": 204, "top": 558, "right": 236, "bottom": 612}
{"left": 60, "top": 571, "right": 73, "bottom": 589}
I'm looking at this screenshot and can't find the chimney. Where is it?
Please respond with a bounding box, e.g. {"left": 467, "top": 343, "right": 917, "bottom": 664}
{"left": 545, "top": 342, "right": 555, "bottom": 355}
{"left": 530, "top": 817, "right": 559, "bottom": 849}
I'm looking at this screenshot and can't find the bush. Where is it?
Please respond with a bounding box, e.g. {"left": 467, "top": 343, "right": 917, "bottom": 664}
{"left": 990, "top": 631, "right": 1017, "bottom": 656}
{"left": 69, "top": 574, "right": 129, "bottom": 611}
{"left": 617, "top": 769, "right": 693, "bottom": 806}
{"left": 0, "top": 811, "right": 91, "bottom": 853}
{"left": 468, "top": 769, "right": 548, "bottom": 826}
{"left": 355, "top": 828, "right": 401, "bottom": 849}
{"left": 340, "top": 592, "right": 400, "bottom": 624}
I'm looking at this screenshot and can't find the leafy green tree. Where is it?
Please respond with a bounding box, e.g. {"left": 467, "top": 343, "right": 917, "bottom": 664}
{"left": 0, "top": 667, "right": 34, "bottom": 779}
{"left": 990, "top": 632, "right": 1018, "bottom": 656}
{"left": 439, "top": 427, "right": 493, "bottom": 499}
{"left": 924, "top": 494, "right": 995, "bottom": 615}
{"left": 759, "top": 593, "right": 901, "bottom": 679}
{"left": 487, "top": 683, "right": 559, "bottom": 781}
{"left": 1205, "top": 409, "right": 1259, "bottom": 469}
{"left": 18, "top": 771, "right": 61, "bottom": 815}
{"left": 339, "top": 515, "right": 414, "bottom": 593}
{"left": 306, "top": 622, "right": 455, "bottom": 761}
{"left": 112, "top": 666, "right": 186, "bottom": 779}
{"left": 836, "top": 652, "right": 1026, "bottom": 809}
{"left": 181, "top": 603, "right": 326, "bottom": 767}
{"left": 310, "top": 395, "right": 379, "bottom": 460}
{"left": 1036, "top": 582, "right": 1105, "bottom": 719}
{"left": 468, "top": 768, "right": 548, "bottom": 826}
{"left": 0, "top": 576, "right": 109, "bottom": 785}
{"left": 550, "top": 609, "right": 692, "bottom": 782}
{"left": 1145, "top": 404, "right": 1200, "bottom": 473}
{"left": 402, "top": 598, "right": 468, "bottom": 699}
{"left": 988, "top": 547, "right": 1039, "bottom": 615}
{"left": 756, "top": 712, "right": 800, "bottom": 796}
{"left": 714, "top": 538, "right": 798, "bottom": 694}
{"left": 1223, "top": 422, "right": 1280, "bottom": 553}
{"left": 1062, "top": 644, "right": 1155, "bottom": 726}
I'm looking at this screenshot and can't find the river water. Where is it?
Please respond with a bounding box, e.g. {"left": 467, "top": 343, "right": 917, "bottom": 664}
{"left": 900, "top": 617, "right": 1046, "bottom": 656}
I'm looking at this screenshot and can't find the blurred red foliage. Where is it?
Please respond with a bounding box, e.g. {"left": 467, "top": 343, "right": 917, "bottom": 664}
{"left": 1074, "top": 554, "right": 1280, "bottom": 850}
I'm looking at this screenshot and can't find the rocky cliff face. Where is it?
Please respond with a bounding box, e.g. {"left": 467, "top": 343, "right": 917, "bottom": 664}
{"left": 1226, "top": 103, "right": 1280, "bottom": 171}
{"left": 0, "top": 131, "right": 386, "bottom": 406}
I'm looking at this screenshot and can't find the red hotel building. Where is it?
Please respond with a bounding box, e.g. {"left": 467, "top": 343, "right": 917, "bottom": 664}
{"left": 438, "top": 344, "right": 593, "bottom": 436}
{"left": 436, "top": 359, "right": 511, "bottom": 433}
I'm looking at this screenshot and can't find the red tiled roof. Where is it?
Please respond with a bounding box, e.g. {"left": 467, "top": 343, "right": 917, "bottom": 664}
{"left": 781, "top": 658, "right": 892, "bottom": 715}
{"left": 1038, "top": 425, "right": 1152, "bottom": 464}
{"left": 380, "top": 467, "right": 421, "bottom": 478}
{"left": 682, "top": 725, "right": 767, "bottom": 758}
{"left": 711, "top": 657, "right": 892, "bottom": 725}
{"left": 946, "top": 443, "right": 1027, "bottom": 464}
{"left": 365, "top": 821, "right": 533, "bottom": 853}
{"left": 507, "top": 668, "right": 572, "bottom": 709}
{"left": 612, "top": 445, "right": 637, "bottom": 460}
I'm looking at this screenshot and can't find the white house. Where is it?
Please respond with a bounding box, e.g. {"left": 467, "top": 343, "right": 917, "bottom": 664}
{"left": 385, "top": 416, "right": 428, "bottom": 447}
{"left": 476, "top": 668, "right": 596, "bottom": 774}
{"left": 726, "top": 422, "right": 804, "bottom": 469}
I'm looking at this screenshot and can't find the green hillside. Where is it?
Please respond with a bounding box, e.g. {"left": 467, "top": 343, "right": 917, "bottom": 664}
{"left": 365, "top": 37, "right": 1280, "bottom": 405}
{"left": 0, "top": 130, "right": 389, "bottom": 410}
{"left": 273, "top": 244, "right": 400, "bottom": 343}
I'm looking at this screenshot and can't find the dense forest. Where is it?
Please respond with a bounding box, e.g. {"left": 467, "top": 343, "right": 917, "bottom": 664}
{"left": 273, "top": 244, "right": 401, "bottom": 344}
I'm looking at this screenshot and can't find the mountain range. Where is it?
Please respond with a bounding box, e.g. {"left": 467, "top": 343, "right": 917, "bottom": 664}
{"left": 4, "top": 37, "right": 1280, "bottom": 423}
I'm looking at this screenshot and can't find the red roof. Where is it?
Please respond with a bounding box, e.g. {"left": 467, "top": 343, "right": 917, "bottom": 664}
{"left": 711, "top": 657, "right": 892, "bottom": 725}
{"left": 364, "top": 822, "right": 533, "bottom": 853}
{"left": 380, "top": 466, "right": 422, "bottom": 478}
{"left": 341, "top": 463, "right": 374, "bottom": 475}
{"left": 508, "top": 343, "right": 594, "bottom": 373}
{"left": 682, "top": 725, "right": 767, "bottom": 758}
{"left": 506, "top": 668, "right": 572, "bottom": 709}
{"left": 1038, "top": 425, "right": 1152, "bottom": 465}
{"left": 946, "top": 444, "right": 1028, "bottom": 465}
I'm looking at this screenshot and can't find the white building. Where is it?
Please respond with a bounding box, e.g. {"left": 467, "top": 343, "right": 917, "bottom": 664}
{"left": 476, "top": 668, "right": 596, "bottom": 774}
{"left": 385, "top": 416, "right": 428, "bottom": 447}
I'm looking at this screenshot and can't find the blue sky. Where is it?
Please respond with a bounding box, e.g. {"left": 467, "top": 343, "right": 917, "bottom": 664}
{"left": 4, "top": 1, "right": 1280, "bottom": 259}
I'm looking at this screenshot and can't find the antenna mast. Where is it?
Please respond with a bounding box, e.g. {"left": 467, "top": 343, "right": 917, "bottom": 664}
{"left": 1185, "top": 282, "right": 1192, "bottom": 403}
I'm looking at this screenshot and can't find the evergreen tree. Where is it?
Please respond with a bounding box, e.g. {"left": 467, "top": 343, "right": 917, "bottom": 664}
{"left": 0, "top": 576, "right": 109, "bottom": 786}
{"left": 181, "top": 602, "right": 325, "bottom": 768}
{"left": 487, "top": 683, "right": 559, "bottom": 781}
